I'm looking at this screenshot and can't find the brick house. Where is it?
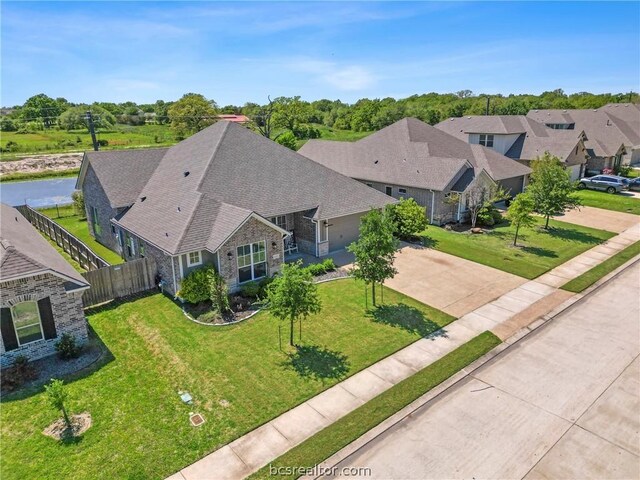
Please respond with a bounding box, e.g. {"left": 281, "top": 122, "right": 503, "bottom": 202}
{"left": 0, "top": 204, "right": 90, "bottom": 367}
{"left": 77, "top": 121, "right": 395, "bottom": 296}
{"left": 300, "top": 118, "right": 532, "bottom": 225}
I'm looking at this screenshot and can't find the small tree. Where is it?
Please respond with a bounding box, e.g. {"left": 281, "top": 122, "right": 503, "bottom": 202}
{"left": 465, "top": 181, "right": 507, "bottom": 228}
{"left": 209, "top": 270, "right": 231, "bottom": 314}
{"left": 506, "top": 193, "right": 536, "bottom": 246}
{"left": 527, "top": 153, "right": 581, "bottom": 229}
{"left": 347, "top": 209, "right": 398, "bottom": 307}
{"left": 267, "top": 261, "right": 322, "bottom": 347}
{"left": 387, "top": 198, "right": 428, "bottom": 240}
{"left": 45, "top": 379, "right": 71, "bottom": 429}
{"left": 71, "top": 190, "right": 85, "bottom": 218}
{"left": 275, "top": 131, "right": 298, "bottom": 150}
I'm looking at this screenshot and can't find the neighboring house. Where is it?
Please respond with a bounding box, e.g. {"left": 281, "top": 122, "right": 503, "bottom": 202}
{"left": 526, "top": 108, "right": 630, "bottom": 173}
{"left": 299, "top": 118, "right": 531, "bottom": 225}
{"left": 77, "top": 121, "right": 394, "bottom": 296}
{"left": 0, "top": 204, "right": 90, "bottom": 368}
{"left": 599, "top": 103, "right": 640, "bottom": 166}
{"left": 217, "top": 114, "right": 250, "bottom": 124}
{"left": 435, "top": 115, "right": 588, "bottom": 181}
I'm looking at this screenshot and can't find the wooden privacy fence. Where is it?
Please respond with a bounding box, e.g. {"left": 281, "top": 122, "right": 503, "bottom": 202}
{"left": 80, "top": 257, "right": 157, "bottom": 307}
{"left": 16, "top": 205, "right": 109, "bottom": 271}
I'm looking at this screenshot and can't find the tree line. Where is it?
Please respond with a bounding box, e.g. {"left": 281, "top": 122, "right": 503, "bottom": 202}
{"left": 2, "top": 89, "right": 638, "bottom": 143}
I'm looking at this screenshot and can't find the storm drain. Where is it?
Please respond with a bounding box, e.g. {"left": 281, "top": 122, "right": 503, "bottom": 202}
{"left": 189, "top": 413, "right": 205, "bottom": 427}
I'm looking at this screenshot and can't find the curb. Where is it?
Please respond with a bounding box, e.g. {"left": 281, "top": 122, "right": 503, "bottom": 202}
{"left": 304, "top": 256, "right": 640, "bottom": 479}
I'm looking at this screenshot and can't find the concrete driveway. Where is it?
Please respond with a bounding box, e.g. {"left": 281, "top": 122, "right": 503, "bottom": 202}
{"left": 553, "top": 205, "right": 639, "bottom": 233}
{"left": 328, "top": 262, "right": 640, "bottom": 480}
{"left": 385, "top": 245, "right": 526, "bottom": 317}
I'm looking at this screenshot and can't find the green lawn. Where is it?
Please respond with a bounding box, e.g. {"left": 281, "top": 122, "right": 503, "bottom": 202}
{"left": 38, "top": 205, "right": 124, "bottom": 265}
{"left": 575, "top": 189, "right": 640, "bottom": 215}
{"left": 0, "top": 279, "right": 454, "bottom": 480}
{"left": 562, "top": 240, "right": 640, "bottom": 293}
{"left": 421, "top": 218, "right": 616, "bottom": 279}
{"left": 0, "top": 168, "right": 80, "bottom": 183}
{"left": 249, "top": 331, "right": 501, "bottom": 480}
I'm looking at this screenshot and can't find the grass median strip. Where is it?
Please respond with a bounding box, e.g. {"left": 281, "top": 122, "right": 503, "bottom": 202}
{"left": 0, "top": 168, "right": 80, "bottom": 183}
{"left": 562, "top": 240, "right": 640, "bottom": 293}
{"left": 249, "top": 331, "right": 501, "bottom": 480}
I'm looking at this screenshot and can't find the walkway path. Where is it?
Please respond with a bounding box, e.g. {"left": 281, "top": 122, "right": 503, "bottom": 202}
{"left": 168, "top": 222, "right": 640, "bottom": 480}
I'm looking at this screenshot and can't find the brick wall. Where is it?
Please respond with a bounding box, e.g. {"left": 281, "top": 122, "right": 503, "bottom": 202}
{"left": 82, "top": 165, "right": 121, "bottom": 253}
{"left": 0, "top": 274, "right": 88, "bottom": 368}
{"left": 292, "top": 212, "right": 317, "bottom": 255}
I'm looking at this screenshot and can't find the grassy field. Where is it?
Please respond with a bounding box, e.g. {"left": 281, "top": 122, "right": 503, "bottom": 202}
{"left": 38, "top": 205, "right": 124, "bottom": 265}
{"left": 575, "top": 190, "right": 640, "bottom": 215}
{"left": 562, "top": 240, "right": 640, "bottom": 292}
{"left": 250, "top": 331, "right": 501, "bottom": 480}
{"left": 0, "top": 279, "right": 454, "bottom": 480}
{"left": 421, "top": 218, "right": 616, "bottom": 279}
{"left": 1, "top": 123, "right": 371, "bottom": 161}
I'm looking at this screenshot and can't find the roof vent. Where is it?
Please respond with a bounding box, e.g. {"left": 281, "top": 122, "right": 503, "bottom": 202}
{"left": 177, "top": 207, "right": 181, "bottom": 212}
{"left": 140, "top": 196, "right": 146, "bottom": 202}
{"left": 15, "top": 216, "right": 18, "bottom": 222}
{"left": 374, "top": 160, "right": 379, "bottom": 164}
{"left": 165, "top": 232, "right": 169, "bottom": 237}
{"left": 184, "top": 171, "right": 190, "bottom": 177}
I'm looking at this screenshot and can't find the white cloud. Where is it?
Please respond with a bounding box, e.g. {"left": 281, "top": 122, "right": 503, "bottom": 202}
{"left": 288, "top": 59, "right": 377, "bottom": 91}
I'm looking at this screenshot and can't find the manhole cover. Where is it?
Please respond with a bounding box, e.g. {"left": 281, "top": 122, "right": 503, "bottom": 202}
{"left": 190, "top": 413, "right": 205, "bottom": 427}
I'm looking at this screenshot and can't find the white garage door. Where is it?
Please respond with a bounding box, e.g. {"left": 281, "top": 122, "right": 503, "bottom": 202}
{"left": 328, "top": 212, "right": 363, "bottom": 252}
{"left": 567, "top": 164, "right": 582, "bottom": 182}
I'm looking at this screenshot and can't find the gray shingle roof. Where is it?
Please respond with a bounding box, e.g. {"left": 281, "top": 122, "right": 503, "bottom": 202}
{"left": 435, "top": 115, "right": 582, "bottom": 162}
{"left": 601, "top": 103, "right": 640, "bottom": 147}
{"left": 0, "top": 204, "right": 89, "bottom": 286}
{"left": 299, "top": 118, "right": 530, "bottom": 191}
{"left": 77, "top": 148, "right": 168, "bottom": 208}
{"left": 113, "top": 121, "right": 394, "bottom": 255}
{"left": 526, "top": 108, "right": 630, "bottom": 157}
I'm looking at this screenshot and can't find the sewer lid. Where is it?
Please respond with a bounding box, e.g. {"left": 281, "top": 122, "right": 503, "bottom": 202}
{"left": 190, "top": 413, "right": 205, "bottom": 427}
{"left": 179, "top": 392, "right": 193, "bottom": 404}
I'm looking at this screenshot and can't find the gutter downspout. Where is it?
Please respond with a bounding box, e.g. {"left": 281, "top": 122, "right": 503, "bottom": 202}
{"left": 312, "top": 219, "right": 319, "bottom": 257}
{"left": 171, "top": 255, "right": 178, "bottom": 298}
{"left": 430, "top": 190, "right": 435, "bottom": 224}
{"left": 457, "top": 196, "right": 462, "bottom": 222}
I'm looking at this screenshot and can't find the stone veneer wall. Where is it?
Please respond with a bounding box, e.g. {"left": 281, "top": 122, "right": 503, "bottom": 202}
{"left": 82, "top": 165, "right": 121, "bottom": 253}
{"left": 292, "top": 212, "right": 317, "bottom": 255}
{"left": 217, "top": 217, "right": 284, "bottom": 292}
{"left": 0, "top": 274, "right": 88, "bottom": 368}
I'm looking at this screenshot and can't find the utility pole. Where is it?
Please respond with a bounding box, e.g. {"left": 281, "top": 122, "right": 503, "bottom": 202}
{"left": 85, "top": 111, "right": 99, "bottom": 151}
{"left": 485, "top": 96, "right": 490, "bottom": 116}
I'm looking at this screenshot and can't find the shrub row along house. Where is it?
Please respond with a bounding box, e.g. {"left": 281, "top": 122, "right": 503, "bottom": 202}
{"left": 0, "top": 204, "right": 89, "bottom": 367}
{"left": 77, "top": 121, "right": 394, "bottom": 296}
{"left": 300, "top": 118, "right": 531, "bottom": 225}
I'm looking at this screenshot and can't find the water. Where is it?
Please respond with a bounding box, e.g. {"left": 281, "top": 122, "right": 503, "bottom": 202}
{"left": 0, "top": 177, "right": 78, "bottom": 208}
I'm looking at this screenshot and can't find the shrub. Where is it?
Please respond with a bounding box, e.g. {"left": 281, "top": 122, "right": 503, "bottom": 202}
{"left": 275, "top": 131, "right": 298, "bottom": 150}
{"left": 1, "top": 355, "right": 36, "bottom": 391}
{"left": 71, "top": 190, "right": 85, "bottom": 218}
{"left": 305, "top": 263, "right": 326, "bottom": 276}
{"left": 258, "top": 277, "right": 275, "bottom": 298}
{"left": 617, "top": 165, "right": 632, "bottom": 177}
{"left": 55, "top": 333, "right": 81, "bottom": 360}
{"left": 387, "top": 198, "right": 428, "bottom": 239}
{"left": 209, "top": 270, "right": 231, "bottom": 314}
{"left": 179, "top": 266, "right": 214, "bottom": 304}
{"left": 97, "top": 139, "right": 109, "bottom": 147}
{"left": 239, "top": 281, "right": 261, "bottom": 299}
{"left": 477, "top": 203, "right": 503, "bottom": 227}
{"left": 321, "top": 258, "right": 336, "bottom": 271}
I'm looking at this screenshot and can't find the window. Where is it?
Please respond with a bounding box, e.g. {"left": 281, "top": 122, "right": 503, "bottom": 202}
{"left": 139, "top": 242, "right": 145, "bottom": 258}
{"left": 187, "top": 251, "right": 201, "bottom": 267}
{"left": 385, "top": 186, "right": 393, "bottom": 196}
{"left": 126, "top": 234, "right": 135, "bottom": 257}
{"left": 365, "top": 183, "right": 373, "bottom": 187}
{"left": 398, "top": 188, "right": 407, "bottom": 195}
{"left": 91, "top": 206, "right": 101, "bottom": 236}
{"left": 270, "top": 215, "right": 287, "bottom": 230}
{"left": 237, "top": 241, "right": 266, "bottom": 283}
{"left": 111, "top": 224, "right": 116, "bottom": 235}
{"left": 11, "top": 302, "right": 43, "bottom": 346}
{"left": 479, "top": 134, "right": 494, "bottom": 148}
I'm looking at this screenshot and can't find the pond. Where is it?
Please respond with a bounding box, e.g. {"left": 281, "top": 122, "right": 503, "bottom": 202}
{"left": 0, "top": 177, "right": 78, "bottom": 208}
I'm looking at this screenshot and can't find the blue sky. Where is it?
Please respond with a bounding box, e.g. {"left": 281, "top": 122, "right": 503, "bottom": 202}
{"left": 2, "top": 1, "right": 639, "bottom": 106}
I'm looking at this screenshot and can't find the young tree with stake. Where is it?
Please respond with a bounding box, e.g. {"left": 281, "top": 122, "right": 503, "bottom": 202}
{"left": 45, "top": 379, "right": 72, "bottom": 429}
{"left": 347, "top": 209, "right": 398, "bottom": 307}
{"left": 506, "top": 193, "right": 536, "bottom": 246}
{"left": 267, "top": 261, "right": 321, "bottom": 347}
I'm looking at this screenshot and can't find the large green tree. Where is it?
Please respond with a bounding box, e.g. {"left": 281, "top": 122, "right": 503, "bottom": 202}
{"left": 19, "top": 93, "right": 65, "bottom": 128}
{"left": 267, "top": 261, "right": 322, "bottom": 346}
{"left": 347, "top": 209, "right": 398, "bottom": 307}
{"left": 527, "top": 153, "right": 581, "bottom": 229}
{"left": 168, "top": 93, "right": 218, "bottom": 138}
{"left": 58, "top": 105, "right": 116, "bottom": 131}
{"left": 387, "top": 197, "right": 428, "bottom": 240}
{"left": 506, "top": 193, "right": 536, "bottom": 246}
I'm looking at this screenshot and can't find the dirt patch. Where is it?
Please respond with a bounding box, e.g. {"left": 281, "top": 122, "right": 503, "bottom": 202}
{"left": 43, "top": 412, "right": 92, "bottom": 441}
{"left": 0, "top": 153, "right": 83, "bottom": 175}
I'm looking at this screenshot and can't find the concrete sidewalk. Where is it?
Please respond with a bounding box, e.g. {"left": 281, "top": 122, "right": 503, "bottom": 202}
{"left": 168, "top": 222, "right": 639, "bottom": 480}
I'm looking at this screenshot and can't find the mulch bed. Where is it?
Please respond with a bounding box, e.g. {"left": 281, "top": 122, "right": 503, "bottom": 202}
{"left": 182, "top": 295, "right": 263, "bottom": 325}
{"left": 43, "top": 412, "right": 92, "bottom": 441}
